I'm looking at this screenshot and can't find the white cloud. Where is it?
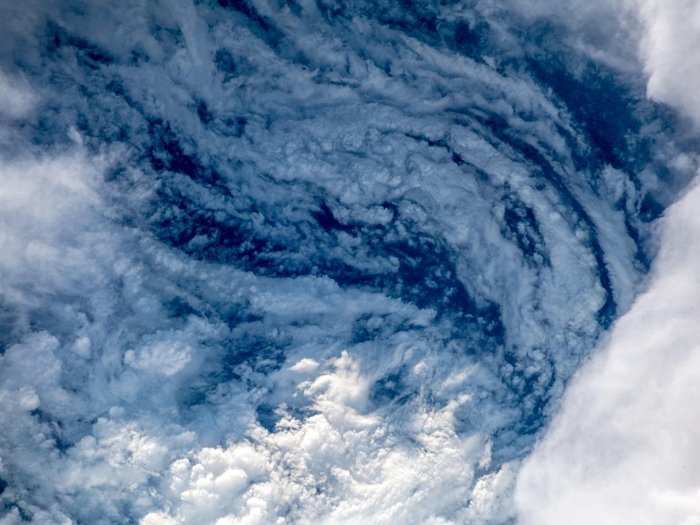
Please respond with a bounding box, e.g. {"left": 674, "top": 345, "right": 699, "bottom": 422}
{"left": 635, "top": 0, "right": 700, "bottom": 125}
{"left": 125, "top": 341, "right": 193, "bottom": 376}
{"left": 142, "top": 350, "right": 505, "bottom": 525}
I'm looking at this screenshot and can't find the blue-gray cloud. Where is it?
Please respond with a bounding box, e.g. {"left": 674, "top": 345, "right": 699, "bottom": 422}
{"left": 0, "top": 1, "right": 694, "bottom": 523}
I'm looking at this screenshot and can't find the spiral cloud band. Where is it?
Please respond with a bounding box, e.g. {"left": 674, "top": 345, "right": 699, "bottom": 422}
{"left": 0, "top": 1, "right": 698, "bottom": 524}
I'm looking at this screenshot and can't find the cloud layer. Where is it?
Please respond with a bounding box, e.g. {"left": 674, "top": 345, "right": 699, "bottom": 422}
{"left": 516, "top": 175, "right": 700, "bottom": 525}
{"left": 516, "top": 2, "right": 700, "bottom": 523}
{"left": 0, "top": 1, "right": 696, "bottom": 523}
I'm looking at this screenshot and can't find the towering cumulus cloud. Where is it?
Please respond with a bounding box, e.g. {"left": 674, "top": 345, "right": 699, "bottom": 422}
{"left": 516, "top": 2, "right": 700, "bottom": 524}
{"left": 0, "top": 1, "right": 696, "bottom": 524}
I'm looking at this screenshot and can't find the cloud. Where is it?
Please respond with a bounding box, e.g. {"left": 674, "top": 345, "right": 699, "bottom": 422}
{"left": 635, "top": 0, "right": 700, "bottom": 125}
{"left": 0, "top": 0, "right": 695, "bottom": 523}
{"left": 516, "top": 3, "right": 700, "bottom": 522}
{"left": 141, "top": 351, "right": 516, "bottom": 525}
{"left": 516, "top": 175, "right": 700, "bottom": 525}
{"left": 0, "top": 70, "right": 38, "bottom": 120}
{"left": 0, "top": 141, "right": 511, "bottom": 524}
